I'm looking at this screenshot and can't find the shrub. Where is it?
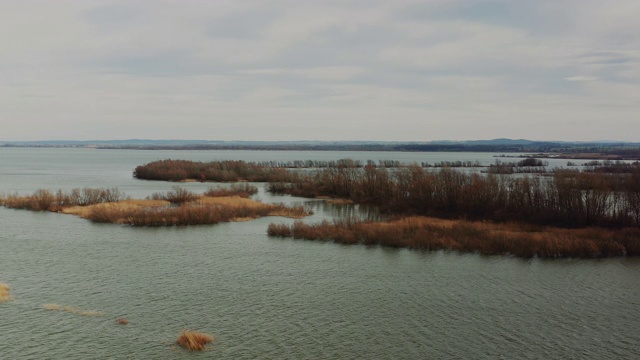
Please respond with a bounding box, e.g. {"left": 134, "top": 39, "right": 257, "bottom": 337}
{"left": 0, "top": 283, "right": 12, "bottom": 302}
{"left": 176, "top": 330, "right": 214, "bottom": 351}
{"left": 204, "top": 183, "right": 258, "bottom": 198}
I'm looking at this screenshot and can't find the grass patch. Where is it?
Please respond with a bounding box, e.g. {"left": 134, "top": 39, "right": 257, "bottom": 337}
{"left": 176, "top": 330, "right": 214, "bottom": 351}
{"left": 0, "top": 283, "right": 12, "bottom": 303}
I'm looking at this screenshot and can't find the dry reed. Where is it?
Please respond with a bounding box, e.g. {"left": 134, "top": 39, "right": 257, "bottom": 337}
{"left": 116, "top": 318, "right": 129, "bottom": 325}
{"left": 268, "top": 216, "right": 640, "bottom": 258}
{"left": 176, "top": 330, "right": 214, "bottom": 351}
{"left": 0, "top": 283, "right": 12, "bottom": 303}
{"left": 3, "top": 190, "right": 311, "bottom": 226}
{"left": 43, "top": 303, "right": 104, "bottom": 317}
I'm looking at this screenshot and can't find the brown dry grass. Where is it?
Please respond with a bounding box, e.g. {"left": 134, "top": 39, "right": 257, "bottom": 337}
{"left": 62, "top": 199, "right": 169, "bottom": 217}
{"left": 268, "top": 216, "right": 640, "bottom": 258}
{"left": 198, "top": 196, "right": 263, "bottom": 207}
{"left": 325, "top": 198, "right": 354, "bottom": 205}
{"left": 3, "top": 191, "right": 310, "bottom": 226}
{"left": 176, "top": 330, "right": 214, "bottom": 351}
{"left": 43, "top": 303, "right": 105, "bottom": 317}
{"left": 0, "top": 283, "right": 12, "bottom": 303}
{"left": 116, "top": 318, "right": 129, "bottom": 325}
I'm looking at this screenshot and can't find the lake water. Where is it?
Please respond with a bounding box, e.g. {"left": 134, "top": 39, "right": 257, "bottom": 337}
{"left": 1, "top": 148, "right": 639, "bottom": 359}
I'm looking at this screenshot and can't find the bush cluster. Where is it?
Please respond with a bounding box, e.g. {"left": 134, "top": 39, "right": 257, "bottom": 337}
{"left": 268, "top": 165, "right": 640, "bottom": 228}
{"left": 0, "top": 188, "right": 129, "bottom": 211}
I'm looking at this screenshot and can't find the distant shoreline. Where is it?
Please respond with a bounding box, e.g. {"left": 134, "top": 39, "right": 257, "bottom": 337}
{"left": 2, "top": 139, "right": 640, "bottom": 159}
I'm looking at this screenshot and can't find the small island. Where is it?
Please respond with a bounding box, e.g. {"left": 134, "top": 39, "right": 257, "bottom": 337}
{"left": 0, "top": 185, "right": 310, "bottom": 226}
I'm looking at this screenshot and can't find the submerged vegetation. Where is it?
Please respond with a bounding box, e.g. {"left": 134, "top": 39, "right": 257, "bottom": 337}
{"left": 0, "top": 283, "right": 12, "bottom": 303}
{"left": 176, "top": 330, "right": 215, "bottom": 351}
{"left": 0, "top": 187, "right": 310, "bottom": 226}
{"left": 43, "top": 303, "right": 104, "bottom": 317}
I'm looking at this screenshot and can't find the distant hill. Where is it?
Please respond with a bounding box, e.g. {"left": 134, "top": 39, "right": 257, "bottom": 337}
{"left": 2, "top": 139, "right": 639, "bottom": 158}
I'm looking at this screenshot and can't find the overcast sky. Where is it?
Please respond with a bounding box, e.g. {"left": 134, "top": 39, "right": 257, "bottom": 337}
{"left": 1, "top": 0, "right": 639, "bottom": 142}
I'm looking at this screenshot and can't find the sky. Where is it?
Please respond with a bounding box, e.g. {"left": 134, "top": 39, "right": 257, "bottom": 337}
{"left": 1, "top": 0, "right": 639, "bottom": 142}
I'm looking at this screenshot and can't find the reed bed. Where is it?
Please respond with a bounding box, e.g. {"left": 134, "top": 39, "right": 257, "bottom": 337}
{"left": 133, "top": 159, "right": 292, "bottom": 182}
{"left": 0, "top": 188, "right": 128, "bottom": 211}
{"left": 204, "top": 183, "right": 258, "bottom": 198}
{"left": 82, "top": 196, "right": 310, "bottom": 226}
{"left": 43, "top": 303, "right": 105, "bottom": 317}
{"left": 176, "top": 330, "right": 214, "bottom": 351}
{"left": 1, "top": 188, "right": 311, "bottom": 226}
{"left": 0, "top": 283, "right": 12, "bottom": 303}
{"left": 268, "top": 217, "right": 640, "bottom": 258}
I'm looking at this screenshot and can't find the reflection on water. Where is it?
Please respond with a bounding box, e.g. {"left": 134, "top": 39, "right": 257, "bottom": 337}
{"left": 303, "top": 200, "right": 381, "bottom": 221}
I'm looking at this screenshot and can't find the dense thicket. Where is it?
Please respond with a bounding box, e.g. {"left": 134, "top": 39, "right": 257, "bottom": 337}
{"left": 268, "top": 165, "right": 640, "bottom": 228}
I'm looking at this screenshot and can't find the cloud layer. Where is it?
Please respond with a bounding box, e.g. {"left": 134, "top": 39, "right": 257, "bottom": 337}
{"left": 1, "top": 0, "right": 639, "bottom": 141}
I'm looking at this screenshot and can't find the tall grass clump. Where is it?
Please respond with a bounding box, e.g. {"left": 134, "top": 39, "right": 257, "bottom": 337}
{"left": 0, "top": 283, "right": 12, "bottom": 302}
{"left": 149, "top": 186, "right": 199, "bottom": 204}
{"left": 176, "top": 330, "right": 214, "bottom": 351}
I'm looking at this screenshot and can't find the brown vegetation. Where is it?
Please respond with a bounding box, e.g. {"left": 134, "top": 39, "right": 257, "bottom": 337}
{"left": 268, "top": 217, "right": 640, "bottom": 258}
{"left": 83, "top": 197, "right": 310, "bottom": 226}
{"left": 176, "top": 330, "right": 214, "bottom": 351}
{"left": 116, "top": 318, "right": 129, "bottom": 325}
{"left": 203, "top": 183, "right": 258, "bottom": 198}
{"left": 268, "top": 165, "right": 640, "bottom": 229}
{"left": 133, "top": 159, "right": 292, "bottom": 182}
{"left": 0, "top": 187, "right": 129, "bottom": 211}
{"left": 0, "top": 283, "right": 12, "bottom": 303}
{"left": 149, "top": 186, "right": 199, "bottom": 204}
{"left": 1, "top": 187, "right": 311, "bottom": 226}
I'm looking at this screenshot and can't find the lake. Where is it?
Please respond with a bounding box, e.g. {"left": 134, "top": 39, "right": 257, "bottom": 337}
{"left": 1, "top": 148, "right": 638, "bottom": 359}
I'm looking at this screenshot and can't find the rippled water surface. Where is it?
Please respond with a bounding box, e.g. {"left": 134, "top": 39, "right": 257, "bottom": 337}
{"left": 1, "top": 148, "right": 639, "bottom": 359}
